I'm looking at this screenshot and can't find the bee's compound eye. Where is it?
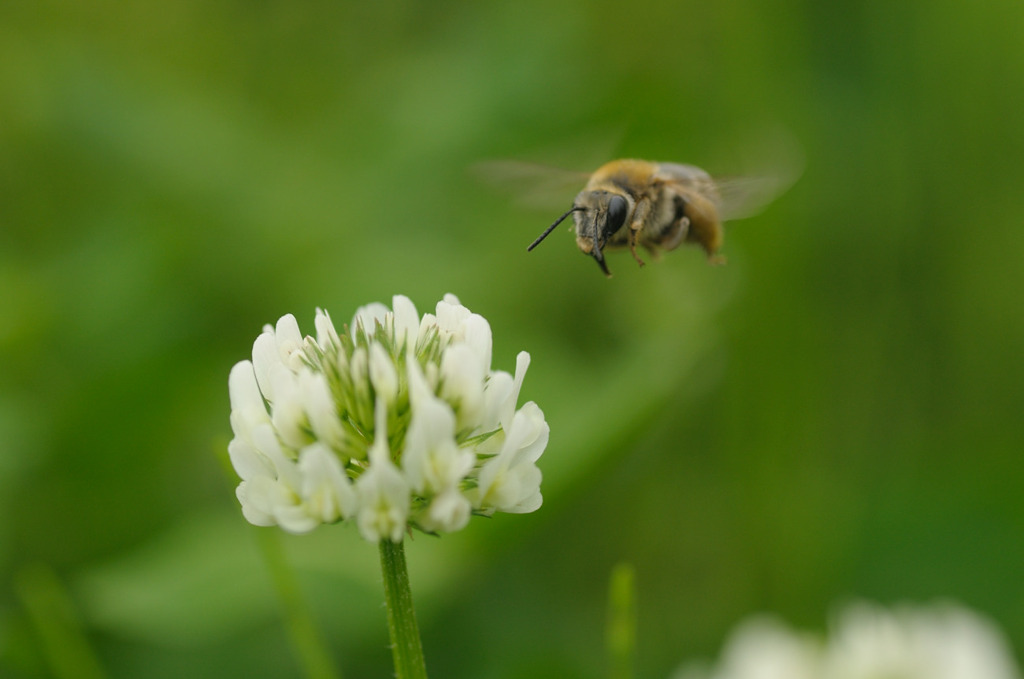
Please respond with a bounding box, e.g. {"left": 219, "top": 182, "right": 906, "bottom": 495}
{"left": 605, "top": 195, "right": 628, "bottom": 237}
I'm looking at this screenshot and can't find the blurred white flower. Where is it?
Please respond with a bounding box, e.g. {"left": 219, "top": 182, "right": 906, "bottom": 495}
{"left": 226, "top": 294, "right": 548, "bottom": 541}
{"left": 823, "top": 602, "right": 1022, "bottom": 679}
{"left": 673, "top": 616, "right": 819, "bottom": 679}
{"left": 673, "top": 602, "right": 1021, "bottom": 679}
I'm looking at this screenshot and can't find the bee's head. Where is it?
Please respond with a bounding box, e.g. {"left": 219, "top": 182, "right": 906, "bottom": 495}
{"left": 526, "top": 190, "right": 629, "bottom": 277}
{"left": 571, "top": 191, "right": 629, "bottom": 277}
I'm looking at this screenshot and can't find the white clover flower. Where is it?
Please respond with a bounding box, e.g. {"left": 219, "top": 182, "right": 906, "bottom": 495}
{"left": 822, "top": 602, "right": 1022, "bottom": 679}
{"left": 672, "top": 602, "right": 1021, "bottom": 679}
{"left": 226, "top": 294, "right": 548, "bottom": 542}
{"left": 672, "top": 616, "right": 820, "bottom": 679}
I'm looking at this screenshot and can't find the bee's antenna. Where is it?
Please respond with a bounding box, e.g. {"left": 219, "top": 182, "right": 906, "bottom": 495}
{"left": 527, "top": 206, "right": 582, "bottom": 251}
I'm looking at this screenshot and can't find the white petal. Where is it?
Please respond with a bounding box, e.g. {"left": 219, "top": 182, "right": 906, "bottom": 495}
{"left": 354, "top": 397, "right": 410, "bottom": 541}
{"left": 228, "top": 437, "right": 274, "bottom": 482}
{"left": 502, "top": 402, "right": 549, "bottom": 466}
{"left": 250, "top": 423, "right": 302, "bottom": 487}
{"left": 473, "top": 409, "right": 546, "bottom": 514}
{"left": 351, "top": 302, "right": 390, "bottom": 339}
{"left": 349, "top": 346, "right": 369, "bottom": 396}
{"left": 236, "top": 482, "right": 276, "bottom": 526}
{"left": 247, "top": 471, "right": 318, "bottom": 534}
{"left": 406, "top": 357, "right": 433, "bottom": 406}
{"left": 406, "top": 403, "right": 470, "bottom": 493}
{"left": 391, "top": 295, "right": 420, "bottom": 352}
{"left": 439, "top": 343, "right": 486, "bottom": 430}
{"left": 249, "top": 314, "right": 308, "bottom": 402}
{"left": 472, "top": 454, "right": 505, "bottom": 510}
{"left": 423, "top": 361, "right": 440, "bottom": 392}
{"left": 419, "top": 490, "right": 471, "bottom": 533}
{"left": 407, "top": 362, "right": 475, "bottom": 488}
{"left": 369, "top": 341, "right": 399, "bottom": 403}
{"left": 251, "top": 331, "right": 280, "bottom": 401}
{"left": 435, "top": 297, "right": 471, "bottom": 335}
{"left": 299, "top": 370, "right": 347, "bottom": 452}
{"left": 501, "top": 464, "right": 543, "bottom": 513}
{"left": 713, "top": 617, "right": 820, "bottom": 679}
{"left": 241, "top": 475, "right": 284, "bottom": 521}
{"left": 314, "top": 308, "right": 341, "bottom": 350}
{"left": 229, "top": 360, "right": 262, "bottom": 413}
{"left": 274, "top": 314, "right": 305, "bottom": 371}
{"left": 822, "top": 603, "right": 1021, "bottom": 679}
{"left": 228, "top": 361, "right": 270, "bottom": 439}
{"left": 479, "top": 370, "right": 513, "bottom": 433}
{"left": 299, "top": 443, "right": 357, "bottom": 521}
{"left": 501, "top": 351, "right": 531, "bottom": 432}
{"left": 274, "top": 313, "right": 301, "bottom": 344}
{"left": 355, "top": 459, "right": 410, "bottom": 542}
{"left": 416, "top": 313, "right": 438, "bottom": 347}
{"left": 275, "top": 506, "right": 319, "bottom": 534}
{"left": 475, "top": 456, "right": 544, "bottom": 514}
{"left": 461, "top": 313, "right": 493, "bottom": 374}
{"left": 366, "top": 395, "right": 391, "bottom": 465}
{"left": 269, "top": 365, "right": 312, "bottom": 450}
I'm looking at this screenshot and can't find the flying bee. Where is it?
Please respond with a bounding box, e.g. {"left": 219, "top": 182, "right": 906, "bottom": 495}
{"left": 527, "top": 159, "right": 783, "bottom": 277}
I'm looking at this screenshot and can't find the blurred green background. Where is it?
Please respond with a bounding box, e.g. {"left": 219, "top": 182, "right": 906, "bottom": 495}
{"left": 3, "top": 1, "right": 1023, "bottom": 677}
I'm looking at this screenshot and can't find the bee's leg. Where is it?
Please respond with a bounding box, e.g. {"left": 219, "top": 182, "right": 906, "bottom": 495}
{"left": 629, "top": 197, "right": 650, "bottom": 267}
{"left": 628, "top": 231, "right": 646, "bottom": 267}
{"left": 658, "top": 215, "right": 690, "bottom": 251}
{"left": 661, "top": 194, "right": 692, "bottom": 250}
{"left": 642, "top": 243, "right": 663, "bottom": 260}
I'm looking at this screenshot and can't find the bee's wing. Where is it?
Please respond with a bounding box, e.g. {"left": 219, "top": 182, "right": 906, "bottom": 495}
{"left": 471, "top": 160, "right": 590, "bottom": 210}
{"left": 712, "top": 128, "right": 804, "bottom": 221}
{"left": 657, "top": 170, "right": 795, "bottom": 223}
{"left": 713, "top": 174, "right": 797, "bottom": 221}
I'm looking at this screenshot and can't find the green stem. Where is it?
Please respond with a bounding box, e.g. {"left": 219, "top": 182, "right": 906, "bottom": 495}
{"left": 606, "top": 562, "right": 636, "bottom": 679}
{"left": 16, "top": 563, "right": 108, "bottom": 679}
{"left": 378, "top": 539, "right": 428, "bottom": 679}
{"left": 257, "top": 529, "right": 341, "bottom": 679}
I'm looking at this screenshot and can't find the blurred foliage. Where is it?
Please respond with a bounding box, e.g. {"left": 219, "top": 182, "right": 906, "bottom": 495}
{"left": 2, "top": 0, "right": 1024, "bottom": 677}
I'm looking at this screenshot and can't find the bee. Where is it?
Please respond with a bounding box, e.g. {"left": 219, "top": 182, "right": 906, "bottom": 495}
{"left": 527, "top": 159, "right": 770, "bottom": 276}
